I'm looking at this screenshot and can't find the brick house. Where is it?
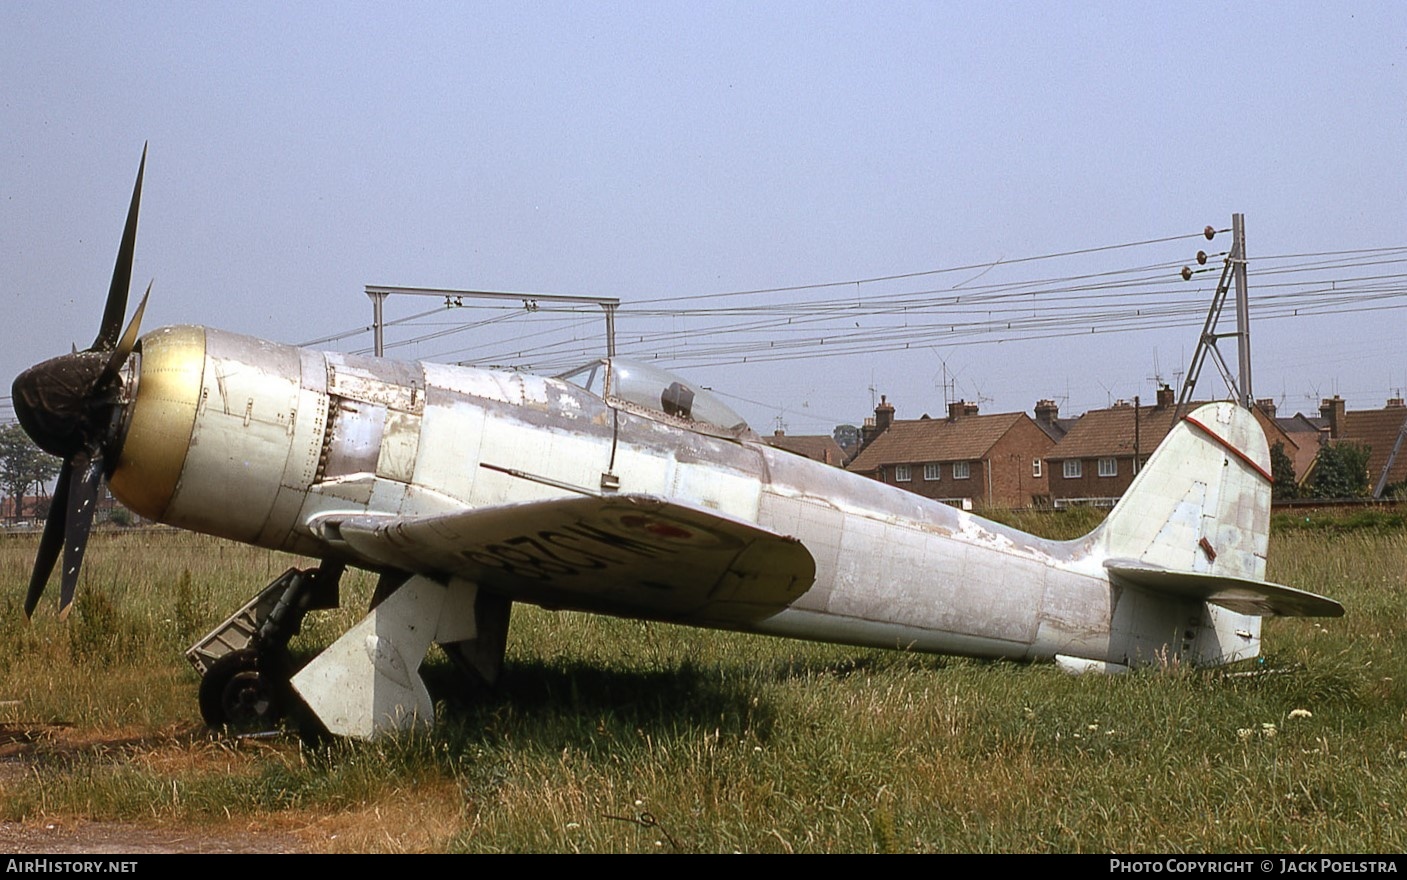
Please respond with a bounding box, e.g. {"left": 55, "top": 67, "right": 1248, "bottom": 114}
{"left": 1047, "top": 386, "right": 1301, "bottom": 507}
{"left": 3, "top": 485, "right": 126, "bottom": 526}
{"left": 1267, "top": 400, "right": 1325, "bottom": 482}
{"left": 846, "top": 398, "right": 1056, "bottom": 508}
{"left": 1, "top": 493, "right": 48, "bottom": 524}
{"left": 1317, "top": 396, "right": 1407, "bottom": 494}
{"left": 763, "top": 430, "right": 849, "bottom": 467}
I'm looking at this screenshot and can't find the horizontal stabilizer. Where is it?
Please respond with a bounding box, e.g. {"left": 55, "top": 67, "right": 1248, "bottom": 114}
{"left": 1106, "top": 561, "right": 1344, "bottom": 618}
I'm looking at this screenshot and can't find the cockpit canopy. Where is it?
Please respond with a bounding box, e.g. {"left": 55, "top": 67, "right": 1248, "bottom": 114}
{"left": 559, "top": 358, "right": 749, "bottom": 435}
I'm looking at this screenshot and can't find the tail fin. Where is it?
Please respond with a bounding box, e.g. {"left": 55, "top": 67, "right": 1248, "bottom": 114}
{"left": 1093, "top": 401, "right": 1341, "bottom": 619}
{"left": 1097, "top": 402, "right": 1271, "bottom": 581}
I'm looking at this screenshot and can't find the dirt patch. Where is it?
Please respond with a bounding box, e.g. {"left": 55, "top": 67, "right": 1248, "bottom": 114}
{"left": 0, "top": 819, "right": 306, "bottom": 854}
{"left": 0, "top": 721, "right": 471, "bottom": 853}
{"left": 0, "top": 722, "right": 312, "bottom": 854}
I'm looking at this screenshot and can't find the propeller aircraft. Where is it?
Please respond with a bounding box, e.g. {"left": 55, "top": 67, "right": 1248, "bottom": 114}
{"left": 13, "top": 151, "right": 1344, "bottom": 739}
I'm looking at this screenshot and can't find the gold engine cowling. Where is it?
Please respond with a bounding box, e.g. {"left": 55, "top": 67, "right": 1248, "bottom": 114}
{"left": 109, "top": 326, "right": 321, "bottom": 550}
{"left": 109, "top": 325, "right": 205, "bottom": 521}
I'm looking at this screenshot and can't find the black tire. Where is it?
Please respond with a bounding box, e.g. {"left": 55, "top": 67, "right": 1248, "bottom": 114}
{"left": 198, "top": 648, "right": 285, "bottom": 731}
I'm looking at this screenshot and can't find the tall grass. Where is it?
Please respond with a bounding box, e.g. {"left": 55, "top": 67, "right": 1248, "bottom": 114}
{"left": 0, "top": 513, "right": 1404, "bottom": 853}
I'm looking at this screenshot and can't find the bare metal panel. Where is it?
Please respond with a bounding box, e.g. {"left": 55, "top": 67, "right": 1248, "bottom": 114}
{"left": 1033, "top": 571, "right": 1114, "bottom": 660}
{"left": 670, "top": 459, "right": 762, "bottom": 521}
{"left": 326, "top": 352, "right": 424, "bottom": 413}
{"left": 261, "top": 383, "right": 330, "bottom": 550}
{"left": 614, "top": 440, "right": 674, "bottom": 495}
{"left": 165, "top": 329, "right": 302, "bottom": 544}
{"left": 474, "top": 410, "right": 613, "bottom": 506}
{"left": 377, "top": 410, "right": 421, "bottom": 483}
{"left": 413, "top": 394, "right": 486, "bottom": 505}
{"left": 422, "top": 361, "right": 552, "bottom": 409}
{"left": 757, "top": 492, "right": 843, "bottom": 612}
{"left": 1191, "top": 604, "right": 1260, "bottom": 665}
{"left": 323, "top": 398, "right": 386, "bottom": 479}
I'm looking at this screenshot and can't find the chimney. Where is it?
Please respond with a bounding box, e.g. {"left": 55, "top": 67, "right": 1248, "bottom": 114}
{"left": 874, "top": 395, "right": 895, "bottom": 434}
{"left": 860, "top": 416, "right": 877, "bottom": 449}
{"left": 948, "top": 400, "right": 966, "bottom": 421}
{"left": 1320, "top": 396, "right": 1346, "bottom": 439}
{"left": 1156, "top": 384, "right": 1175, "bottom": 410}
{"left": 1034, "top": 399, "right": 1059, "bottom": 426}
{"left": 773, "top": 428, "right": 785, "bottom": 437}
{"left": 1255, "top": 398, "right": 1277, "bottom": 419}
{"left": 1388, "top": 398, "right": 1405, "bottom": 409}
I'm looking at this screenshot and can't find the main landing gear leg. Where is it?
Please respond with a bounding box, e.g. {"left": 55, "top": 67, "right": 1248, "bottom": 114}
{"left": 188, "top": 563, "right": 342, "bottom": 732}
{"left": 289, "top": 575, "right": 483, "bottom": 740}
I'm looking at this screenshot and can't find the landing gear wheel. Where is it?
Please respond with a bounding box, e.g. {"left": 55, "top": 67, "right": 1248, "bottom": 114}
{"left": 199, "top": 648, "right": 285, "bottom": 732}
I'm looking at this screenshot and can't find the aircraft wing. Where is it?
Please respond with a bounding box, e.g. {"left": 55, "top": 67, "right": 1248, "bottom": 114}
{"left": 1105, "top": 561, "right": 1345, "bottom": 618}
{"left": 314, "top": 494, "right": 817, "bottom": 623}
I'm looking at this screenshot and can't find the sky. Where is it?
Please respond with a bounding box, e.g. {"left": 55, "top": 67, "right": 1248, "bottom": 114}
{"left": 3, "top": 2, "right": 1404, "bottom": 436}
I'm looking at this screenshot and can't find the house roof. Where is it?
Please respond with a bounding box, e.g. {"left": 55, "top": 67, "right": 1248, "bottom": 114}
{"left": 1050, "top": 400, "right": 1300, "bottom": 466}
{"left": 1279, "top": 413, "right": 1326, "bottom": 435}
{"left": 764, "top": 432, "right": 848, "bottom": 466}
{"left": 1340, "top": 405, "right": 1407, "bottom": 489}
{"left": 1034, "top": 417, "right": 1076, "bottom": 443}
{"left": 1273, "top": 413, "right": 1325, "bottom": 477}
{"left": 846, "top": 412, "right": 1032, "bottom": 473}
{"left": 1046, "top": 403, "right": 1188, "bottom": 460}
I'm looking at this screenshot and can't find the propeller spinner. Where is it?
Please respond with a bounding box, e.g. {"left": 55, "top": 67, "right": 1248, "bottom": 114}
{"left": 12, "top": 146, "right": 151, "bottom": 619}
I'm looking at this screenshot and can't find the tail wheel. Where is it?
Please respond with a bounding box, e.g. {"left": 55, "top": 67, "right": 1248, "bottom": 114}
{"left": 199, "top": 648, "right": 285, "bottom": 731}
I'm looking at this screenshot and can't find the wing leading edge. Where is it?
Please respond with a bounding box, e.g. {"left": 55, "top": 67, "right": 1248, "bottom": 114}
{"left": 311, "top": 494, "right": 817, "bottom": 624}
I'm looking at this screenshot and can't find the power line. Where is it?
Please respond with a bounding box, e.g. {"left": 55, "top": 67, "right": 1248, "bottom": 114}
{"left": 629, "top": 229, "right": 1221, "bottom": 305}
{"left": 284, "top": 231, "right": 1407, "bottom": 378}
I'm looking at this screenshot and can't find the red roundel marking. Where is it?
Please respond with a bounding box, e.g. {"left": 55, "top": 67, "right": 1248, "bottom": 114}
{"left": 619, "top": 514, "right": 693, "bottom": 540}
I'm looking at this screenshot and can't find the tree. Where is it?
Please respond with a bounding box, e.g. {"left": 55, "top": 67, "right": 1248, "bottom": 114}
{"left": 0, "top": 423, "right": 60, "bottom": 523}
{"left": 1305, "top": 441, "right": 1372, "bottom": 499}
{"left": 832, "top": 424, "right": 861, "bottom": 455}
{"left": 1270, "top": 441, "right": 1298, "bottom": 501}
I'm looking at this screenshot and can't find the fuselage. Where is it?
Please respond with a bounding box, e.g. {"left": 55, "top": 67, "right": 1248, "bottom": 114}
{"left": 110, "top": 325, "right": 1253, "bottom": 669}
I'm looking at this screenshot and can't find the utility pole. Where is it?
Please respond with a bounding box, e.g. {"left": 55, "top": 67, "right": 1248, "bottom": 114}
{"left": 1177, "top": 214, "right": 1254, "bottom": 414}
{"left": 1232, "top": 213, "right": 1253, "bottom": 408}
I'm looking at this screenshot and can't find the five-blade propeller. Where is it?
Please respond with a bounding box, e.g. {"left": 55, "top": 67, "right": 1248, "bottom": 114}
{"left": 12, "top": 146, "right": 150, "bottom": 619}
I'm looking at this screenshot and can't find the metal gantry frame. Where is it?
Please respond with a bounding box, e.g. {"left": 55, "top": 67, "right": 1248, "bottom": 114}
{"left": 365, "top": 285, "right": 620, "bottom": 361}
{"left": 1178, "top": 214, "right": 1253, "bottom": 415}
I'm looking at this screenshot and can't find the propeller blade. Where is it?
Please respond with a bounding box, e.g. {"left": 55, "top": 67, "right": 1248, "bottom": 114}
{"left": 100, "top": 282, "right": 150, "bottom": 385}
{"left": 24, "top": 462, "right": 73, "bottom": 618}
{"left": 93, "top": 144, "right": 146, "bottom": 352}
{"left": 58, "top": 447, "right": 106, "bottom": 620}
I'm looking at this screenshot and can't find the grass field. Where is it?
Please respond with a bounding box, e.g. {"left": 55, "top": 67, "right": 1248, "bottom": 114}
{"left": 1, "top": 509, "right": 1403, "bottom": 853}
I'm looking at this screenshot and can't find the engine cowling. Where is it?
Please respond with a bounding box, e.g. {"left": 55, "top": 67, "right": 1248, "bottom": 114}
{"left": 110, "top": 325, "right": 322, "bottom": 551}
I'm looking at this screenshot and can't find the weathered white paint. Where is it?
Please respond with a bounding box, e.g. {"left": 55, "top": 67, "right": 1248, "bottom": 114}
{"left": 108, "top": 329, "right": 1340, "bottom": 739}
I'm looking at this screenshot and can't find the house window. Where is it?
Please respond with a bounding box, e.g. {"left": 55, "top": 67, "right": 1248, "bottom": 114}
{"left": 1063, "top": 459, "right": 1082, "bottom": 479}
{"left": 953, "top": 461, "right": 971, "bottom": 480}
{"left": 894, "top": 464, "right": 912, "bottom": 482}
{"left": 1032, "top": 458, "right": 1042, "bottom": 478}
{"left": 1098, "top": 457, "right": 1117, "bottom": 477}
{"left": 923, "top": 463, "right": 941, "bottom": 481}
